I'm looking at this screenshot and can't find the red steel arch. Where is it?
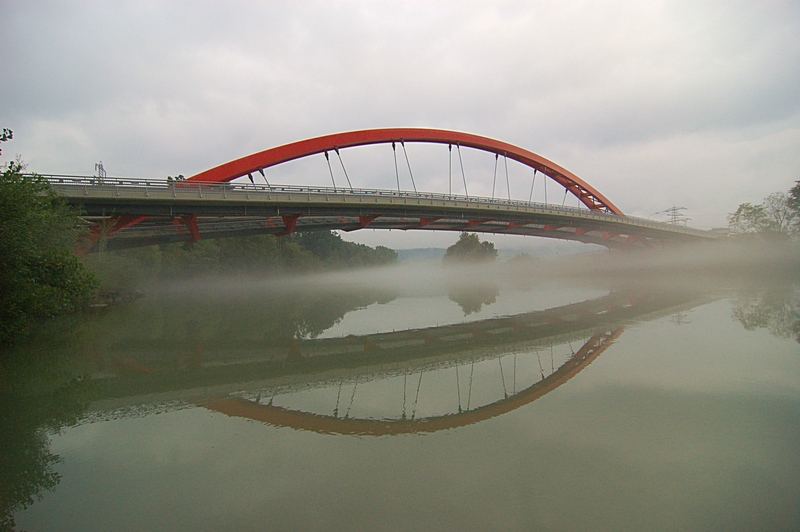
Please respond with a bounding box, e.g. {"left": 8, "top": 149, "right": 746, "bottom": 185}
{"left": 187, "top": 128, "right": 623, "bottom": 215}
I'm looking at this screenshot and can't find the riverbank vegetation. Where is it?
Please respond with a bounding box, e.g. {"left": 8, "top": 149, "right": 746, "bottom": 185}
{"left": 443, "top": 232, "right": 497, "bottom": 263}
{"left": 0, "top": 155, "right": 97, "bottom": 348}
{"left": 1, "top": 129, "right": 398, "bottom": 347}
{"left": 85, "top": 231, "right": 397, "bottom": 292}
{"left": 728, "top": 181, "right": 800, "bottom": 238}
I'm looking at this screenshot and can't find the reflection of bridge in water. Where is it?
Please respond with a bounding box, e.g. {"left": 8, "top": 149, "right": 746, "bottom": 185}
{"left": 84, "top": 289, "right": 708, "bottom": 435}
{"left": 203, "top": 329, "right": 622, "bottom": 435}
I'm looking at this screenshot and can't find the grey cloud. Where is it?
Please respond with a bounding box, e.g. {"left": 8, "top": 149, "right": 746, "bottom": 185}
{"left": 1, "top": 0, "right": 799, "bottom": 235}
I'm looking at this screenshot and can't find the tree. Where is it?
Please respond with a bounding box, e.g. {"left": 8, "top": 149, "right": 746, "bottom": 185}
{"left": 733, "top": 283, "right": 800, "bottom": 343}
{"left": 763, "top": 192, "right": 796, "bottom": 234}
{"left": 789, "top": 180, "right": 800, "bottom": 232}
{"left": 728, "top": 191, "right": 798, "bottom": 237}
{"left": 448, "top": 281, "right": 499, "bottom": 315}
{"left": 728, "top": 202, "right": 770, "bottom": 234}
{"left": 0, "top": 160, "right": 97, "bottom": 347}
{"left": 443, "top": 232, "right": 497, "bottom": 263}
{"left": 0, "top": 128, "right": 11, "bottom": 155}
{"left": 292, "top": 231, "right": 397, "bottom": 267}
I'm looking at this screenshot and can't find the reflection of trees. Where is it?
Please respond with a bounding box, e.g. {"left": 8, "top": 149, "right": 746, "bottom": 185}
{"left": 275, "top": 290, "right": 395, "bottom": 339}
{"left": 0, "top": 350, "right": 90, "bottom": 529}
{"left": 17, "top": 286, "right": 399, "bottom": 369}
{"left": 448, "top": 282, "right": 499, "bottom": 315}
{"left": 732, "top": 283, "right": 800, "bottom": 342}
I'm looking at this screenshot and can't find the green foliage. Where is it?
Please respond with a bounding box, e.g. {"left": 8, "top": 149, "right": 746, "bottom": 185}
{"left": 85, "top": 230, "right": 397, "bottom": 289}
{"left": 0, "top": 347, "right": 93, "bottom": 530}
{"left": 293, "top": 231, "right": 397, "bottom": 268}
{"left": 0, "top": 163, "right": 97, "bottom": 348}
{"left": 729, "top": 189, "right": 798, "bottom": 237}
{"left": 728, "top": 202, "right": 771, "bottom": 234}
{"left": 790, "top": 180, "right": 800, "bottom": 231}
{"left": 448, "top": 281, "right": 499, "bottom": 315}
{"left": 443, "top": 232, "right": 498, "bottom": 263}
{"left": 84, "top": 245, "right": 162, "bottom": 292}
{"left": 732, "top": 282, "right": 800, "bottom": 342}
{"left": 0, "top": 128, "right": 11, "bottom": 154}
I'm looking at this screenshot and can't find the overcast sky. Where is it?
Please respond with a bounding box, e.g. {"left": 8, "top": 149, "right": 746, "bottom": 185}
{"left": 2, "top": 0, "right": 798, "bottom": 248}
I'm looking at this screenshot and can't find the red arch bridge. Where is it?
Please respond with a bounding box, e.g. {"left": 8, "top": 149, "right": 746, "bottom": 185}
{"left": 38, "top": 128, "right": 716, "bottom": 251}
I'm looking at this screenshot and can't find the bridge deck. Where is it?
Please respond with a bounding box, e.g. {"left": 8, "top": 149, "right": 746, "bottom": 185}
{"left": 38, "top": 174, "right": 715, "bottom": 249}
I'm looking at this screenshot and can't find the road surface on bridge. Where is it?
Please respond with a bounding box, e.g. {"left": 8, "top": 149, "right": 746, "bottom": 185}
{"left": 41, "top": 174, "right": 716, "bottom": 251}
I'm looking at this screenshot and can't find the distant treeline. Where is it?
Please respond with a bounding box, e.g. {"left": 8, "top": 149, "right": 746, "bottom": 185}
{"left": 86, "top": 231, "right": 397, "bottom": 290}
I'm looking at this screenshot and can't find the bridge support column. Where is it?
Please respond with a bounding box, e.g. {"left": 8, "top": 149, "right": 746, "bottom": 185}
{"left": 78, "top": 215, "right": 148, "bottom": 254}
{"left": 359, "top": 215, "right": 378, "bottom": 228}
{"left": 418, "top": 217, "right": 441, "bottom": 228}
{"left": 183, "top": 214, "right": 201, "bottom": 243}
{"left": 279, "top": 215, "right": 300, "bottom": 236}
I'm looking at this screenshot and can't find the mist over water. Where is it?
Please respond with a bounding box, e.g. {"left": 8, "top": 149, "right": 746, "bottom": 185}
{"left": 6, "top": 238, "right": 800, "bottom": 531}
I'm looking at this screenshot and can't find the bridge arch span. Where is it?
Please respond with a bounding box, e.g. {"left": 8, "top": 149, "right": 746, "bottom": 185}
{"left": 187, "top": 128, "right": 623, "bottom": 215}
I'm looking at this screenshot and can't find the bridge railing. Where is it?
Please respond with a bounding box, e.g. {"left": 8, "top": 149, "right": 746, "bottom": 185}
{"left": 30, "top": 173, "right": 712, "bottom": 238}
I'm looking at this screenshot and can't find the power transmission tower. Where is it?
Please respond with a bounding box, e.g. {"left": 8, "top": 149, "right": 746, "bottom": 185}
{"left": 655, "top": 206, "right": 690, "bottom": 225}
{"left": 94, "top": 161, "right": 107, "bottom": 183}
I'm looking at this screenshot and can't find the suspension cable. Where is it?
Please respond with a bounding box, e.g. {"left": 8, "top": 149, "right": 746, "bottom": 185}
{"left": 411, "top": 372, "right": 423, "bottom": 420}
{"left": 544, "top": 176, "right": 548, "bottom": 204}
{"left": 491, "top": 154, "right": 498, "bottom": 200}
{"left": 456, "top": 144, "right": 469, "bottom": 198}
{"left": 257, "top": 168, "right": 271, "bottom": 188}
{"left": 504, "top": 154, "right": 510, "bottom": 201}
{"left": 528, "top": 169, "right": 536, "bottom": 204}
{"left": 335, "top": 148, "right": 353, "bottom": 191}
{"left": 513, "top": 354, "right": 517, "bottom": 394}
{"left": 455, "top": 366, "right": 462, "bottom": 413}
{"left": 498, "top": 357, "right": 508, "bottom": 398}
{"left": 392, "top": 142, "right": 400, "bottom": 192}
{"left": 334, "top": 380, "right": 343, "bottom": 417}
{"left": 323, "top": 151, "right": 336, "bottom": 190}
{"left": 467, "top": 361, "right": 474, "bottom": 410}
{"left": 345, "top": 380, "right": 358, "bottom": 418}
{"left": 402, "top": 372, "right": 407, "bottom": 419}
{"left": 401, "top": 141, "right": 417, "bottom": 193}
{"left": 448, "top": 144, "right": 453, "bottom": 196}
{"left": 561, "top": 186, "right": 568, "bottom": 207}
{"left": 536, "top": 350, "right": 545, "bottom": 380}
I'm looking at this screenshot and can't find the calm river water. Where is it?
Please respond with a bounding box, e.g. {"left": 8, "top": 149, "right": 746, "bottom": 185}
{"left": 3, "top": 261, "right": 799, "bottom": 531}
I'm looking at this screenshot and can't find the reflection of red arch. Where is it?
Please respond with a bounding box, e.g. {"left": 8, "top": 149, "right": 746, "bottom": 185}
{"left": 187, "top": 128, "right": 623, "bottom": 215}
{"left": 202, "top": 328, "right": 623, "bottom": 436}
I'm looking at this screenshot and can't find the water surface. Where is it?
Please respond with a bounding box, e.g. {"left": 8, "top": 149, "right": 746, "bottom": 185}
{"left": 4, "top": 265, "right": 799, "bottom": 531}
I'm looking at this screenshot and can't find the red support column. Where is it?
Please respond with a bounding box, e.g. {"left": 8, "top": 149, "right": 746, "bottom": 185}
{"left": 184, "top": 214, "right": 201, "bottom": 243}
{"left": 279, "top": 215, "right": 300, "bottom": 236}
{"left": 359, "top": 215, "right": 378, "bottom": 228}
{"left": 466, "top": 219, "right": 488, "bottom": 227}
{"left": 77, "top": 215, "right": 148, "bottom": 254}
{"left": 418, "top": 217, "right": 441, "bottom": 227}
